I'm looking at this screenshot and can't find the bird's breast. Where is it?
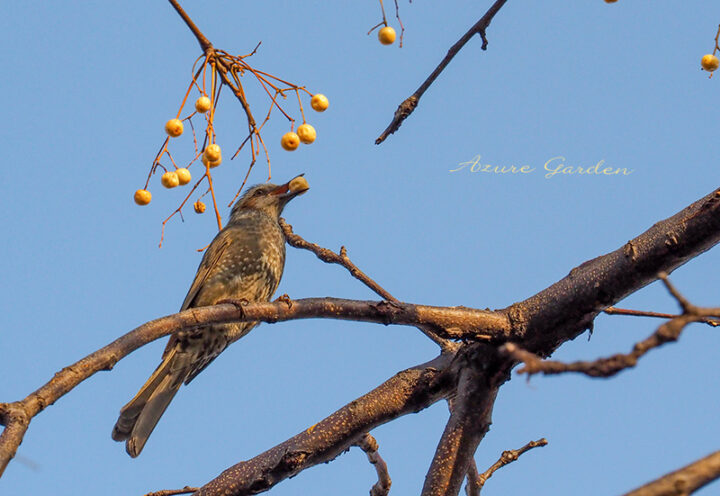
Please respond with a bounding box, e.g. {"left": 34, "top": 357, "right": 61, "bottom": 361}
{"left": 195, "top": 215, "right": 286, "bottom": 306}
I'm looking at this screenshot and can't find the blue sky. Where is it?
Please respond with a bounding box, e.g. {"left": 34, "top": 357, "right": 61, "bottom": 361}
{"left": 1, "top": 1, "right": 719, "bottom": 495}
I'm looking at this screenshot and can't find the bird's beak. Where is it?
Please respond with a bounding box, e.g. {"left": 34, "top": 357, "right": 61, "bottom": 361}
{"left": 271, "top": 174, "right": 309, "bottom": 200}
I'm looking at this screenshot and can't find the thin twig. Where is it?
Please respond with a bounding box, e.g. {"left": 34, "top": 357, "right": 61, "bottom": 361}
{"left": 375, "top": 0, "right": 509, "bottom": 144}
{"left": 144, "top": 486, "right": 200, "bottom": 496}
{"left": 394, "top": 0, "right": 405, "bottom": 48}
{"left": 356, "top": 433, "right": 392, "bottom": 496}
{"left": 604, "top": 306, "right": 720, "bottom": 327}
{"left": 279, "top": 219, "right": 458, "bottom": 350}
{"left": 279, "top": 219, "right": 395, "bottom": 300}
{"left": 474, "top": 439, "right": 548, "bottom": 493}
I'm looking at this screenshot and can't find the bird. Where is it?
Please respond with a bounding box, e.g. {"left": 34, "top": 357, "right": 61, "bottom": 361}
{"left": 112, "top": 175, "right": 309, "bottom": 457}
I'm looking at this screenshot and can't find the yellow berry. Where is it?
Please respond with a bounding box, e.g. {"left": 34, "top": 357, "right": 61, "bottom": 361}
{"left": 161, "top": 171, "right": 180, "bottom": 188}
{"left": 701, "top": 54, "right": 719, "bottom": 72}
{"left": 289, "top": 176, "right": 309, "bottom": 193}
{"left": 176, "top": 168, "right": 192, "bottom": 185}
{"left": 202, "top": 154, "right": 222, "bottom": 168}
{"left": 297, "top": 124, "right": 316, "bottom": 144}
{"left": 134, "top": 189, "right": 152, "bottom": 205}
{"left": 311, "top": 94, "right": 329, "bottom": 112}
{"left": 193, "top": 200, "right": 206, "bottom": 214}
{"left": 203, "top": 144, "right": 222, "bottom": 162}
{"left": 281, "top": 132, "right": 300, "bottom": 151}
{"left": 165, "top": 118, "right": 184, "bottom": 138}
{"left": 378, "top": 26, "right": 396, "bottom": 45}
{"left": 195, "top": 96, "right": 212, "bottom": 113}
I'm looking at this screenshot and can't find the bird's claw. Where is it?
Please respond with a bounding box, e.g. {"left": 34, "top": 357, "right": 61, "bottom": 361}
{"left": 275, "top": 294, "right": 293, "bottom": 308}
{"left": 218, "top": 298, "right": 250, "bottom": 309}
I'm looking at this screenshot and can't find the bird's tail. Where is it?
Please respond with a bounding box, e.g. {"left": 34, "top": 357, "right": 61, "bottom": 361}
{"left": 111, "top": 348, "right": 189, "bottom": 457}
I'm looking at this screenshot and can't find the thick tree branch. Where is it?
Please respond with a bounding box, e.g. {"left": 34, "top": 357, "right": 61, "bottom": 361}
{"left": 375, "top": 0, "right": 509, "bottom": 144}
{"left": 503, "top": 272, "right": 720, "bottom": 378}
{"left": 464, "top": 460, "right": 481, "bottom": 496}
{"left": 421, "top": 345, "right": 509, "bottom": 496}
{"left": 193, "top": 352, "right": 458, "bottom": 496}
{"left": 502, "top": 313, "right": 701, "bottom": 378}
{"left": 622, "top": 450, "right": 720, "bottom": 496}
{"left": 508, "top": 187, "right": 720, "bottom": 357}
{"left": 0, "top": 297, "right": 508, "bottom": 476}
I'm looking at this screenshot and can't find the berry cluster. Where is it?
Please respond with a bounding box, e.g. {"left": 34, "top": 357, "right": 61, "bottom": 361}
{"left": 281, "top": 94, "right": 329, "bottom": 151}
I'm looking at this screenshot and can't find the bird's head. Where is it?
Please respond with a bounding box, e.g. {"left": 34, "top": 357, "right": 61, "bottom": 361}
{"left": 228, "top": 175, "right": 309, "bottom": 222}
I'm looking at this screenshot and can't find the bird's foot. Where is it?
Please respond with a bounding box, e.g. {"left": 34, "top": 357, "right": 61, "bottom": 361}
{"left": 218, "top": 298, "right": 250, "bottom": 309}
{"left": 275, "top": 293, "right": 293, "bottom": 309}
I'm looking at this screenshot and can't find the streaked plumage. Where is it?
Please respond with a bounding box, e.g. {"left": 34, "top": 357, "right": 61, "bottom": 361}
{"left": 112, "top": 176, "right": 308, "bottom": 457}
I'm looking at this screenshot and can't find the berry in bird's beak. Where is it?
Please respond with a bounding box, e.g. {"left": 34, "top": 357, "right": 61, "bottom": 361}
{"left": 288, "top": 175, "right": 309, "bottom": 194}
{"left": 271, "top": 175, "right": 309, "bottom": 199}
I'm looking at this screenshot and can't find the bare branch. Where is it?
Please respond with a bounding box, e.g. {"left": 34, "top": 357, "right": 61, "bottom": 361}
{"left": 622, "top": 450, "right": 720, "bottom": 496}
{"left": 0, "top": 404, "right": 29, "bottom": 476}
{"left": 464, "top": 459, "right": 481, "bottom": 496}
{"left": 421, "top": 345, "right": 509, "bottom": 496}
{"left": 356, "top": 433, "right": 392, "bottom": 496}
{"left": 474, "top": 438, "right": 548, "bottom": 493}
{"left": 279, "top": 219, "right": 457, "bottom": 350}
{"left": 508, "top": 187, "right": 720, "bottom": 358}
{"left": 193, "top": 353, "right": 458, "bottom": 495}
{"left": 603, "top": 306, "right": 719, "bottom": 327}
{"left": 503, "top": 273, "right": 720, "bottom": 378}
{"left": 167, "top": 0, "right": 212, "bottom": 52}
{"left": 279, "top": 218, "right": 396, "bottom": 300}
{"left": 501, "top": 313, "right": 695, "bottom": 378}
{"left": 375, "top": 0, "right": 509, "bottom": 144}
{"left": 0, "top": 297, "right": 507, "bottom": 476}
{"left": 144, "top": 486, "right": 200, "bottom": 496}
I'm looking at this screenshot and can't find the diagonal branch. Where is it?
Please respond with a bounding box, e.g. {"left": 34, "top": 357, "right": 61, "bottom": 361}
{"left": 192, "top": 353, "right": 458, "bottom": 496}
{"left": 279, "top": 219, "right": 456, "bottom": 350}
{"left": 509, "top": 187, "right": 720, "bottom": 357}
{"left": 621, "top": 450, "right": 720, "bottom": 496}
{"left": 167, "top": 0, "right": 212, "bottom": 52}
{"left": 472, "top": 438, "right": 548, "bottom": 494}
{"left": 502, "top": 272, "right": 720, "bottom": 378}
{"left": 279, "top": 219, "right": 395, "bottom": 300}
{"left": 144, "top": 486, "right": 200, "bottom": 496}
{"left": 501, "top": 313, "right": 703, "bottom": 378}
{"left": 375, "top": 0, "right": 509, "bottom": 144}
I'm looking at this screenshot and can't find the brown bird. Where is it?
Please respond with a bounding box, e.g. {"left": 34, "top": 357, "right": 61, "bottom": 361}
{"left": 112, "top": 175, "right": 309, "bottom": 457}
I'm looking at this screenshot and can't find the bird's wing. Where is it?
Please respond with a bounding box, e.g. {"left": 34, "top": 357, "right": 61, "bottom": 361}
{"left": 180, "top": 233, "right": 233, "bottom": 311}
{"left": 162, "top": 232, "right": 233, "bottom": 358}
